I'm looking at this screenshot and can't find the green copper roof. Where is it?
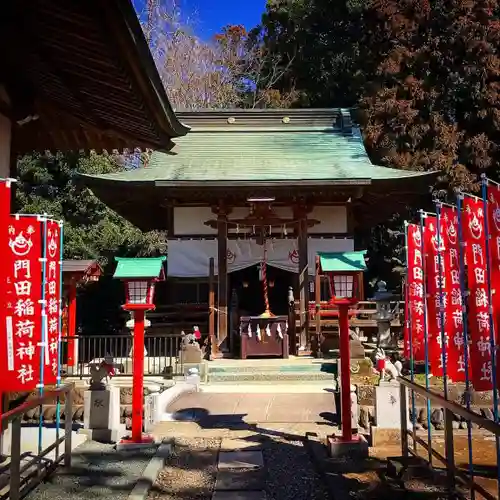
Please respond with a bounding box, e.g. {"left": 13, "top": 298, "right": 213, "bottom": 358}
{"left": 79, "top": 109, "right": 433, "bottom": 185}
{"left": 113, "top": 257, "right": 166, "bottom": 279}
{"left": 318, "top": 251, "right": 367, "bottom": 272}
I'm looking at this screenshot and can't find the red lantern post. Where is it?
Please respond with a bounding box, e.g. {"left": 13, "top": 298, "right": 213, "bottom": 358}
{"left": 318, "top": 251, "right": 366, "bottom": 450}
{"left": 113, "top": 257, "right": 166, "bottom": 444}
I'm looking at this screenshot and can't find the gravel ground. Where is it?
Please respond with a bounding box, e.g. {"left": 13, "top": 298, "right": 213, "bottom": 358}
{"left": 263, "top": 436, "right": 330, "bottom": 500}
{"left": 148, "top": 438, "right": 221, "bottom": 500}
{"left": 27, "top": 440, "right": 156, "bottom": 500}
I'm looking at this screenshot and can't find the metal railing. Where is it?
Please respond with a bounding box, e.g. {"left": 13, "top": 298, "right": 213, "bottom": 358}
{"left": 60, "top": 333, "right": 185, "bottom": 379}
{"left": 399, "top": 376, "right": 500, "bottom": 499}
{"left": 0, "top": 384, "right": 74, "bottom": 500}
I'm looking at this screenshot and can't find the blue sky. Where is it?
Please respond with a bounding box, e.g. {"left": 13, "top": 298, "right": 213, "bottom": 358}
{"left": 133, "top": 0, "right": 267, "bottom": 40}
{"left": 186, "top": 0, "right": 267, "bottom": 38}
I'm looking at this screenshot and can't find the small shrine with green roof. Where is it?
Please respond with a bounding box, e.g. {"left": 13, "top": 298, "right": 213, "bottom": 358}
{"left": 81, "top": 108, "right": 432, "bottom": 358}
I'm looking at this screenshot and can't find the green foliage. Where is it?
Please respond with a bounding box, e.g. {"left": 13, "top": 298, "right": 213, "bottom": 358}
{"left": 15, "top": 152, "right": 167, "bottom": 265}
{"left": 15, "top": 152, "right": 167, "bottom": 334}
{"left": 257, "top": 0, "right": 500, "bottom": 288}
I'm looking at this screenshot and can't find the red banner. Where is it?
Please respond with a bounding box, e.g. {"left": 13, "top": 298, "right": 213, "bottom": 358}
{"left": 407, "top": 223, "right": 425, "bottom": 361}
{"left": 486, "top": 184, "right": 500, "bottom": 389}
{"left": 0, "top": 180, "right": 12, "bottom": 420}
{"left": 44, "top": 220, "right": 62, "bottom": 385}
{"left": 4, "top": 216, "right": 43, "bottom": 392}
{"left": 424, "top": 215, "right": 450, "bottom": 376}
{"left": 441, "top": 206, "right": 466, "bottom": 382}
{"left": 463, "top": 196, "right": 493, "bottom": 391}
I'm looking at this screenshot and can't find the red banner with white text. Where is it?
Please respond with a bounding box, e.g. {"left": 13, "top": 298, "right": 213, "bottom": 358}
{"left": 486, "top": 184, "right": 500, "bottom": 389}
{"left": 0, "top": 180, "right": 12, "bottom": 414}
{"left": 44, "top": 220, "right": 62, "bottom": 385}
{"left": 424, "top": 215, "right": 449, "bottom": 376}
{"left": 463, "top": 196, "right": 493, "bottom": 391}
{"left": 407, "top": 223, "right": 425, "bottom": 362}
{"left": 4, "top": 216, "right": 43, "bottom": 392}
{"left": 441, "top": 206, "right": 466, "bottom": 382}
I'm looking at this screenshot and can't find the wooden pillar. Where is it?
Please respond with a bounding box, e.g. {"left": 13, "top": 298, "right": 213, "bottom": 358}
{"left": 314, "top": 255, "right": 322, "bottom": 356}
{"left": 66, "top": 281, "right": 78, "bottom": 367}
{"left": 297, "top": 205, "right": 309, "bottom": 350}
{"left": 208, "top": 257, "right": 216, "bottom": 359}
{"left": 217, "top": 208, "right": 229, "bottom": 353}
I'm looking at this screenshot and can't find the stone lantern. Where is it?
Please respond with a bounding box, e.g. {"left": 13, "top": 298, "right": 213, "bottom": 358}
{"left": 373, "top": 280, "right": 399, "bottom": 347}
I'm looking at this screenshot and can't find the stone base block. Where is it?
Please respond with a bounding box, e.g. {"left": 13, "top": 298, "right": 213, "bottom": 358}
{"left": 79, "top": 424, "right": 126, "bottom": 444}
{"left": 116, "top": 435, "right": 158, "bottom": 452}
{"left": 370, "top": 426, "right": 402, "bottom": 447}
{"left": 327, "top": 433, "right": 369, "bottom": 459}
{"left": 386, "top": 455, "right": 432, "bottom": 482}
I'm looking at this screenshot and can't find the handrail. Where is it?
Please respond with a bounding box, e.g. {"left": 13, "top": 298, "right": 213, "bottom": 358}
{"left": 1, "top": 382, "right": 74, "bottom": 500}
{"left": 398, "top": 376, "right": 500, "bottom": 435}
{"left": 1, "top": 383, "right": 74, "bottom": 428}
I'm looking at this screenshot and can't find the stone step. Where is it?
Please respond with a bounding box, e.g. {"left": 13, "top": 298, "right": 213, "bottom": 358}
{"left": 208, "top": 362, "right": 337, "bottom": 374}
{"left": 209, "top": 371, "right": 335, "bottom": 383}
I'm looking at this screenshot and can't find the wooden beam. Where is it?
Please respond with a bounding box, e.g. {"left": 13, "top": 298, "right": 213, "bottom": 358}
{"left": 314, "top": 256, "right": 321, "bottom": 357}
{"left": 297, "top": 203, "right": 309, "bottom": 350}
{"left": 208, "top": 257, "right": 216, "bottom": 359}
{"left": 217, "top": 210, "right": 229, "bottom": 353}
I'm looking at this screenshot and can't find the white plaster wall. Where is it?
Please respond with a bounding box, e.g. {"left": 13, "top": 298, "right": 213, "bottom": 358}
{"left": 0, "top": 113, "right": 11, "bottom": 179}
{"left": 309, "top": 205, "right": 347, "bottom": 234}
{"left": 173, "top": 205, "right": 348, "bottom": 236}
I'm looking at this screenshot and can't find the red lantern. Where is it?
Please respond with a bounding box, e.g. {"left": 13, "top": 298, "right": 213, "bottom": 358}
{"left": 325, "top": 270, "right": 361, "bottom": 307}
{"left": 318, "top": 251, "right": 366, "bottom": 449}
{"left": 113, "top": 257, "right": 166, "bottom": 445}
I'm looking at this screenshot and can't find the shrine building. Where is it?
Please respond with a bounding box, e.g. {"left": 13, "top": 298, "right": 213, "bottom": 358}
{"left": 81, "top": 108, "right": 433, "bottom": 356}
{"left": 0, "top": 0, "right": 187, "bottom": 178}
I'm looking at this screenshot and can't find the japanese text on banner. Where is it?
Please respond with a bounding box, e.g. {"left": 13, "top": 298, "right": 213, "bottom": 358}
{"left": 407, "top": 223, "right": 425, "bottom": 362}
{"left": 441, "top": 207, "right": 466, "bottom": 382}
{"left": 463, "top": 196, "right": 493, "bottom": 391}
{"left": 5, "top": 216, "right": 43, "bottom": 391}
{"left": 44, "top": 220, "right": 61, "bottom": 385}
{"left": 424, "top": 216, "right": 448, "bottom": 375}
{"left": 0, "top": 180, "right": 12, "bottom": 402}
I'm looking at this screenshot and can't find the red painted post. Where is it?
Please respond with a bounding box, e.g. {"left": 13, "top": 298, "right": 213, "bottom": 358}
{"left": 338, "top": 303, "right": 352, "bottom": 442}
{"left": 131, "top": 309, "right": 145, "bottom": 442}
{"left": 67, "top": 282, "right": 77, "bottom": 367}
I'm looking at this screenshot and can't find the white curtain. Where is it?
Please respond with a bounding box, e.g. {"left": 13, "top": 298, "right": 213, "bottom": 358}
{"left": 167, "top": 238, "right": 354, "bottom": 277}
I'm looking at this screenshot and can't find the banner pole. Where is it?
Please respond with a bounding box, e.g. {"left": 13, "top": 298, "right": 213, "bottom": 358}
{"left": 38, "top": 215, "right": 48, "bottom": 455}
{"left": 404, "top": 221, "right": 418, "bottom": 452}
{"left": 457, "top": 193, "right": 475, "bottom": 497}
{"left": 419, "top": 210, "right": 433, "bottom": 465}
{"left": 435, "top": 203, "right": 449, "bottom": 399}
{"left": 480, "top": 176, "right": 500, "bottom": 498}
{"left": 55, "top": 221, "right": 64, "bottom": 444}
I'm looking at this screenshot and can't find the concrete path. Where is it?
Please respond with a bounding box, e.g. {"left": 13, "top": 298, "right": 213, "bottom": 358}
{"left": 213, "top": 439, "right": 267, "bottom": 500}
{"left": 167, "top": 391, "right": 336, "bottom": 424}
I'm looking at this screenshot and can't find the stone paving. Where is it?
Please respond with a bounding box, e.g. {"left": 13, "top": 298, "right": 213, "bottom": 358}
{"left": 167, "top": 391, "right": 336, "bottom": 424}
{"left": 213, "top": 438, "right": 266, "bottom": 500}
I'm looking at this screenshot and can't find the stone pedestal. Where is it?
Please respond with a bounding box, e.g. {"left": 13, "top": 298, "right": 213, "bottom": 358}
{"left": 349, "top": 339, "right": 365, "bottom": 359}
{"left": 81, "top": 386, "right": 125, "bottom": 443}
{"left": 180, "top": 344, "right": 203, "bottom": 364}
{"left": 374, "top": 382, "right": 403, "bottom": 429}
{"left": 371, "top": 381, "right": 411, "bottom": 446}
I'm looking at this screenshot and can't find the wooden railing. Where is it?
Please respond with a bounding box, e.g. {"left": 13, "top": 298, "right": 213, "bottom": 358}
{"left": 0, "top": 384, "right": 74, "bottom": 500}
{"left": 399, "top": 376, "right": 500, "bottom": 500}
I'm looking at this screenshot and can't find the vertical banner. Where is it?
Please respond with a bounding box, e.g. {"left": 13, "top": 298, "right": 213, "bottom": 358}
{"left": 44, "top": 220, "right": 62, "bottom": 386}
{"left": 403, "top": 277, "right": 410, "bottom": 358}
{"left": 4, "top": 216, "right": 43, "bottom": 392}
{"left": 424, "top": 215, "right": 448, "bottom": 375}
{"left": 407, "top": 223, "right": 425, "bottom": 361}
{"left": 0, "top": 179, "right": 12, "bottom": 431}
{"left": 441, "top": 206, "right": 466, "bottom": 382}
{"left": 487, "top": 183, "right": 500, "bottom": 389}
{"left": 463, "top": 195, "right": 493, "bottom": 391}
